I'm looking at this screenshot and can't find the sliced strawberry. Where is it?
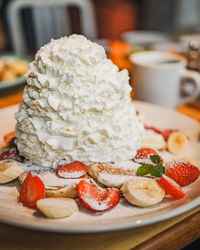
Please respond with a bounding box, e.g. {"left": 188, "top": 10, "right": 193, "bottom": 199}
{"left": 19, "top": 172, "right": 45, "bottom": 208}
{"left": 77, "top": 180, "right": 120, "bottom": 212}
{"left": 144, "top": 125, "right": 162, "bottom": 134}
{"left": 3, "top": 131, "right": 15, "bottom": 144}
{"left": 57, "top": 161, "right": 88, "bottom": 179}
{"left": 161, "top": 129, "right": 178, "bottom": 141}
{"left": 165, "top": 160, "right": 200, "bottom": 187}
{"left": 134, "top": 147, "right": 161, "bottom": 164}
{"left": 156, "top": 174, "right": 185, "bottom": 199}
{"left": 0, "top": 148, "right": 21, "bottom": 162}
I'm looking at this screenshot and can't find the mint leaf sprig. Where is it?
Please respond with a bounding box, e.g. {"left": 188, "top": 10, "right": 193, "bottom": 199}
{"left": 136, "top": 155, "right": 165, "bottom": 178}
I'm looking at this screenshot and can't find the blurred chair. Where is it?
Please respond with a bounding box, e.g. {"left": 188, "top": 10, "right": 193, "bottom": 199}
{"left": 6, "top": 0, "right": 97, "bottom": 54}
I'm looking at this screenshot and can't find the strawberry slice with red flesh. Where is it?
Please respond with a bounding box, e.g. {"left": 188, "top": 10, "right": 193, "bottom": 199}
{"left": 77, "top": 180, "right": 120, "bottom": 212}
{"left": 3, "top": 131, "right": 15, "bottom": 144}
{"left": 165, "top": 161, "right": 200, "bottom": 187}
{"left": 156, "top": 174, "right": 185, "bottom": 199}
{"left": 57, "top": 161, "right": 88, "bottom": 179}
{"left": 0, "top": 148, "right": 21, "bottom": 162}
{"left": 135, "top": 148, "right": 162, "bottom": 164}
{"left": 19, "top": 172, "right": 45, "bottom": 208}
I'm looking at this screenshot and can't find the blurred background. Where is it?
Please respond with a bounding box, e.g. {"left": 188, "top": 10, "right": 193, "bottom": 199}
{"left": 0, "top": 0, "right": 200, "bottom": 119}
{"left": 1, "top": 0, "right": 200, "bottom": 56}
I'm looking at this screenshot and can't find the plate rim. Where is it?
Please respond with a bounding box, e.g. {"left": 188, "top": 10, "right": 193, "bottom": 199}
{"left": 0, "top": 196, "right": 199, "bottom": 233}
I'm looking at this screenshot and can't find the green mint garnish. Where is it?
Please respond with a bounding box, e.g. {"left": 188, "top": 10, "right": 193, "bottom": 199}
{"left": 136, "top": 154, "right": 165, "bottom": 178}
{"left": 150, "top": 155, "right": 162, "bottom": 164}
{"left": 136, "top": 164, "right": 152, "bottom": 176}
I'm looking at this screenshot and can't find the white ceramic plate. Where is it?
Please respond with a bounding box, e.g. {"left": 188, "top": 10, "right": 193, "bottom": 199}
{"left": 0, "top": 101, "right": 199, "bottom": 233}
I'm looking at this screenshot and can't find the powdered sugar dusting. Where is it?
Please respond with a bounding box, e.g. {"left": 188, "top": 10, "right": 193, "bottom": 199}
{"left": 107, "top": 160, "right": 140, "bottom": 170}
{"left": 82, "top": 197, "right": 109, "bottom": 211}
{"left": 21, "top": 161, "right": 88, "bottom": 188}
{"left": 98, "top": 173, "right": 141, "bottom": 187}
{"left": 58, "top": 171, "right": 86, "bottom": 179}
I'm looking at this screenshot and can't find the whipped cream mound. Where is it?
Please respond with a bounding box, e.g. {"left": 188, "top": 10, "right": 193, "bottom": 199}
{"left": 15, "top": 35, "right": 144, "bottom": 168}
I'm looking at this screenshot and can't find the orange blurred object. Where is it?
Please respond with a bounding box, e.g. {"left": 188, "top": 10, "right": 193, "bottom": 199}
{"left": 109, "top": 40, "right": 132, "bottom": 57}
{"left": 95, "top": 0, "right": 138, "bottom": 40}
{"left": 109, "top": 40, "right": 132, "bottom": 71}
{"left": 3, "top": 131, "right": 15, "bottom": 144}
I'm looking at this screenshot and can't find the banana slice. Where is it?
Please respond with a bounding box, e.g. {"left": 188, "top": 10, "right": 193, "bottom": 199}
{"left": 167, "top": 131, "right": 188, "bottom": 155}
{"left": 141, "top": 129, "right": 166, "bottom": 150}
{"left": 36, "top": 198, "right": 78, "bottom": 219}
{"left": 121, "top": 178, "right": 165, "bottom": 207}
{"left": 0, "top": 160, "right": 24, "bottom": 184}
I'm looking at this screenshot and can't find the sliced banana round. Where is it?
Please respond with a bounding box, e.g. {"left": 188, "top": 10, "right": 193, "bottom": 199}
{"left": 121, "top": 178, "right": 165, "bottom": 207}
{"left": 141, "top": 129, "right": 166, "bottom": 150}
{"left": 0, "top": 160, "right": 24, "bottom": 184}
{"left": 167, "top": 131, "right": 188, "bottom": 155}
{"left": 36, "top": 198, "right": 78, "bottom": 219}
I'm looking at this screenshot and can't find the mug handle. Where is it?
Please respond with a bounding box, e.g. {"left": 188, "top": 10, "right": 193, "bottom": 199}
{"left": 178, "top": 69, "right": 200, "bottom": 105}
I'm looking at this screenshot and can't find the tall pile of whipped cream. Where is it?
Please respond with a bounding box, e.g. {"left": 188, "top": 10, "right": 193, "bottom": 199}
{"left": 15, "top": 35, "right": 144, "bottom": 168}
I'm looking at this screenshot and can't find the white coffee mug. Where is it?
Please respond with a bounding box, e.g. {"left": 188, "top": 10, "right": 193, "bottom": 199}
{"left": 130, "top": 51, "right": 200, "bottom": 108}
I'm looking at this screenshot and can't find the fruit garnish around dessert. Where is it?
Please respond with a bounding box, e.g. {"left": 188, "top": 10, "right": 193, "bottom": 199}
{"left": 161, "top": 129, "right": 179, "bottom": 141}
{"left": 136, "top": 154, "right": 185, "bottom": 199}
{"left": 166, "top": 131, "right": 188, "bottom": 155}
{"left": 19, "top": 172, "right": 45, "bottom": 208}
{"left": 19, "top": 167, "right": 90, "bottom": 199}
{"left": 0, "top": 148, "right": 22, "bottom": 162}
{"left": 0, "top": 159, "right": 24, "bottom": 184}
{"left": 156, "top": 175, "right": 185, "bottom": 199}
{"left": 77, "top": 180, "right": 120, "bottom": 212}
{"left": 57, "top": 161, "right": 89, "bottom": 179}
{"left": 144, "top": 125, "right": 178, "bottom": 141}
{"left": 165, "top": 160, "right": 200, "bottom": 187}
{"left": 136, "top": 154, "right": 165, "bottom": 177}
{"left": 144, "top": 125, "right": 189, "bottom": 155}
{"left": 36, "top": 198, "right": 78, "bottom": 219}
{"left": 134, "top": 147, "right": 162, "bottom": 165}
{"left": 121, "top": 178, "right": 165, "bottom": 207}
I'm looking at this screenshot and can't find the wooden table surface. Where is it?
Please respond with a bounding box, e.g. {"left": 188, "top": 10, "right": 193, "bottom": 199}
{"left": 0, "top": 86, "right": 200, "bottom": 250}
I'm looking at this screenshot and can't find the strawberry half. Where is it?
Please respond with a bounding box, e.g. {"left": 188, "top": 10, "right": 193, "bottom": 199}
{"left": 165, "top": 160, "right": 200, "bottom": 187}
{"left": 3, "top": 131, "right": 15, "bottom": 144}
{"left": 19, "top": 172, "right": 45, "bottom": 208}
{"left": 57, "top": 161, "right": 88, "bottom": 179}
{"left": 134, "top": 148, "right": 161, "bottom": 164}
{"left": 0, "top": 148, "right": 21, "bottom": 162}
{"left": 156, "top": 174, "right": 185, "bottom": 199}
{"left": 77, "top": 180, "right": 120, "bottom": 212}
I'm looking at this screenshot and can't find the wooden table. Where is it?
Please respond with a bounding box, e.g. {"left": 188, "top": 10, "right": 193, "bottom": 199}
{"left": 0, "top": 87, "right": 199, "bottom": 250}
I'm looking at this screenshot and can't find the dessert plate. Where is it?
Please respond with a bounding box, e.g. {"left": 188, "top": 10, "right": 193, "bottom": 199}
{"left": 0, "top": 101, "right": 199, "bottom": 233}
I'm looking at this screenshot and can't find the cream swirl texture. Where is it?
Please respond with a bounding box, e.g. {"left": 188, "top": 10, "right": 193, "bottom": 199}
{"left": 15, "top": 35, "right": 144, "bottom": 168}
